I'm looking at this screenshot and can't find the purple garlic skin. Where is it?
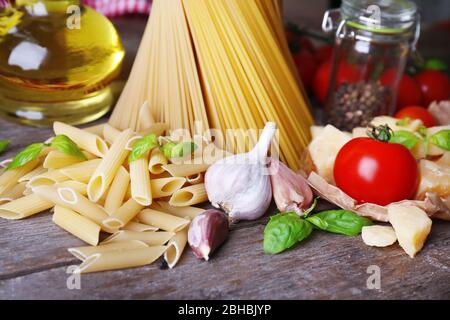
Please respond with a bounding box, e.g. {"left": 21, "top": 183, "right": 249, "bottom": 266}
{"left": 269, "top": 158, "right": 313, "bottom": 215}
{"left": 188, "top": 209, "right": 229, "bottom": 261}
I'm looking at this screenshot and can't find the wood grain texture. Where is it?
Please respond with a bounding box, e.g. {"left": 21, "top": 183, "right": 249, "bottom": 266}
{"left": 1, "top": 17, "right": 449, "bottom": 300}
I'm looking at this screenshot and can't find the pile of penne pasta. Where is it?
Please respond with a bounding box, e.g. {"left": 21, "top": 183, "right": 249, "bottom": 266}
{"left": 0, "top": 117, "right": 227, "bottom": 273}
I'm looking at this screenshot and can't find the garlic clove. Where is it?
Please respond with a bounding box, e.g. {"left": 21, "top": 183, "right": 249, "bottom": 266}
{"left": 269, "top": 158, "right": 313, "bottom": 215}
{"left": 187, "top": 209, "right": 229, "bottom": 261}
{"left": 205, "top": 123, "right": 276, "bottom": 222}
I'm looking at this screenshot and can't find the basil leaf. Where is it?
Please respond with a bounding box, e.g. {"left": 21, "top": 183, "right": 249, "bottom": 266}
{"left": 306, "top": 210, "right": 372, "bottom": 236}
{"left": 50, "top": 135, "right": 86, "bottom": 160}
{"left": 389, "top": 130, "right": 419, "bottom": 149}
{"left": 6, "top": 143, "right": 44, "bottom": 170}
{"left": 424, "top": 59, "right": 447, "bottom": 71}
{"left": 430, "top": 130, "right": 450, "bottom": 151}
{"left": 129, "top": 134, "right": 158, "bottom": 162}
{"left": 303, "top": 197, "right": 319, "bottom": 218}
{"left": 161, "top": 141, "right": 198, "bottom": 159}
{"left": 263, "top": 212, "right": 313, "bottom": 254}
{"left": 0, "top": 140, "right": 10, "bottom": 155}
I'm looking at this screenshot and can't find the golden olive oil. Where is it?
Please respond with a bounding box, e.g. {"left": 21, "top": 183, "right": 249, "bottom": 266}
{"left": 0, "top": 0, "right": 125, "bottom": 126}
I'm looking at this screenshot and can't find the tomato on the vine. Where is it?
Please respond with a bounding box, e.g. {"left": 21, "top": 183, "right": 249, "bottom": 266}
{"left": 380, "top": 70, "right": 423, "bottom": 110}
{"left": 415, "top": 70, "right": 450, "bottom": 106}
{"left": 395, "top": 106, "right": 437, "bottom": 128}
{"left": 293, "top": 50, "right": 317, "bottom": 92}
{"left": 334, "top": 126, "right": 418, "bottom": 206}
{"left": 315, "top": 45, "right": 334, "bottom": 65}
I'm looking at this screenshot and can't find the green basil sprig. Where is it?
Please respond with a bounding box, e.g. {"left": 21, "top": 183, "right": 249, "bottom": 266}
{"left": 0, "top": 140, "right": 10, "bottom": 155}
{"left": 389, "top": 130, "right": 419, "bottom": 150}
{"left": 161, "top": 141, "right": 197, "bottom": 159}
{"left": 306, "top": 210, "right": 372, "bottom": 236}
{"left": 6, "top": 135, "right": 85, "bottom": 170}
{"left": 50, "top": 135, "right": 87, "bottom": 160}
{"left": 430, "top": 130, "right": 450, "bottom": 151}
{"left": 7, "top": 143, "right": 45, "bottom": 170}
{"left": 129, "top": 134, "right": 158, "bottom": 163}
{"left": 263, "top": 212, "right": 313, "bottom": 254}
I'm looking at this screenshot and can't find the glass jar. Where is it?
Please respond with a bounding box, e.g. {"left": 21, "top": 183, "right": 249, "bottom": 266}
{"left": 322, "top": 0, "right": 420, "bottom": 131}
{"left": 0, "top": 0, "right": 125, "bottom": 126}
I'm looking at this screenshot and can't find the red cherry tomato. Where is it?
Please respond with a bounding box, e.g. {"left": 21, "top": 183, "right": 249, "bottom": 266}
{"left": 334, "top": 137, "right": 418, "bottom": 206}
{"left": 380, "top": 70, "right": 423, "bottom": 110}
{"left": 395, "top": 106, "right": 437, "bottom": 127}
{"left": 293, "top": 50, "right": 317, "bottom": 93}
{"left": 297, "top": 36, "right": 316, "bottom": 54}
{"left": 285, "top": 30, "right": 295, "bottom": 44}
{"left": 315, "top": 45, "right": 334, "bottom": 65}
{"left": 415, "top": 70, "right": 450, "bottom": 106}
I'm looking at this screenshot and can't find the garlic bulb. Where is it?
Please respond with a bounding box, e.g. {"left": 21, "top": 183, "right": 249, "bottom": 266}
{"left": 269, "top": 158, "right": 313, "bottom": 215}
{"left": 205, "top": 122, "right": 276, "bottom": 222}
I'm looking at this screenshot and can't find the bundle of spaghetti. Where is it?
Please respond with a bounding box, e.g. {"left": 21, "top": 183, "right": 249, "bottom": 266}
{"left": 109, "top": 0, "right": 209, "bottom": 134}
{"left": 182, "top": 0, "right": 313, "bottom": 169}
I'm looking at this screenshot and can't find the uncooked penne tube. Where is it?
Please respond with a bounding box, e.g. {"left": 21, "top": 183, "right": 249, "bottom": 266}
{"left": 102, "top": 230, "right": 174, "bottom": 246}
{"left": 0, "top": 160, "right": 39, "bottom": 194}
{"left": 103, "top": 166, "right": 130, "bottom": 214}
{"left": 169, "top": 184, "right": 208, "bottom": 207}
{"left": 139, "top": 123, "right": 168, "bottom": 137}
{"left": 155, "top": 201, "right": 204, "bottom": 220}
{"left": 0, "top": 193, "right": 53, "bottom": 220}
{"left": 43, "top": 150, "right": 95, "bottom": 169}
{"left": 186, "top": 173, "right": 204, "bottom": 185}
{"left": 53, "top": 206, "right": 101, "bottom": 246}
{"left": 151, "top": 177, "right": 186, "bottom": 199}
{"left": 130, "top": 155, "right": 152, "bottom": 206}
{"left": 18, "top": 166, "right": 47, "bottom": 183}
{"left": 59, "top": 159, "right": 102, "bottom": 184}
{"left": 83, "top": 123, "right": 106, "bottom": 136}
{"left": 137, "top": 101, "right": 155, "bottom": 131}
{"left": 162, "top": 163, "right": 209, "bottom": 177}
{"left": 0, "top": 182, "right": 27, "bottom": 205}
{"left": 164, "top": 228, "right": 188, "bottom": 269}
{"left": 74, "top": 245, "right": 167, "bottom": 273}
{"left": 138, "top": 209, "right": 190, "bottom": 232}
{"left": 87, "top": 129, "right": 133, "bottom": 202}
{"left": 148, "top": 148, "right": 168, "bottom": 175}
{"left": 32, "top": 185, "right": 111, "bottom": 232}
{"left": 102, "top": 124, "right": 121, "bottom": 144}
{"left": 122, "top": 221, "right": 159, "bottom": 232}
{"left": 54, "top": 122, "right": 109, "bottom": 158}
{"left": 27, "top": 170, "right": 69, "bottom": 188}
{"left": 68, "top": 240, "right": 148, "bottom": 261}
{"left": 103, "top": 198, "right": 144, "bottom": 229}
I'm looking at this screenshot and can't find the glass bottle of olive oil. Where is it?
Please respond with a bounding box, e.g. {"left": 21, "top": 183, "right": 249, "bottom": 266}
{"left": 0, "top": 0, "right": 125, "bottom": 126}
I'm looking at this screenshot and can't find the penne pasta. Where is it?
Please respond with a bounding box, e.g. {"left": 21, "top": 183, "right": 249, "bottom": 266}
{"left": 148, "top": 148, "right": 168, "bottom": 175}
{"left": 74, "top": 245, "right": 167, "bottom": 273}
{"left": 0, "top": 182, "right": 27, "bottom": 205}
{"left": 0, "top": 193, "right": 52, "bottom": 220}
{"left": 68, "top": 240, "right": 148, "bottom": 261}
{"left": 122, "top": 221, "right": 159, "bottom": 232}
{"left": 56, "top": 180, "right": 88, "bottom": 195}
{"left": 164, "top": 227, "right": 188, "bottom": 269}
{"left": 53, "top": 122, "right": 109, "bottom": 158}
{"left": 186, "top": 173, "right": 203, "bottom": 185}
{"left": 169, "top": 184, "right": 208, "bottom": 207}
{"left": 155, "top": 201, "right": 204, "bottom": 220}
{"left": 139, "top": 123, "right": 168, "bottom": 137}
{"left": 52, "top": 206, "right": 101, "bottom": 246}
{"left": 104, "top": 166, "right": 130, "bottom": 214}
{"left": 102, "top": 124, "right": 121, "bottom": 144}
{"left": 102, "top": 230, "right": 174, "bottom": 246}
{"left": 130, "top": 154, "right": 152, "bottom": 206}
{"left": 83, "top": 123, "right": 106, "bottom": 136}
{"left": 87, "top": 129, "right": 133, "bottom": 202}
{"left": 32, "top": 185, "right": 112, "bottom": 232}
{"left": 162, "top": 163, "right": 209, "bottom": 177}
{"left": 138, "top": 208, "right": 190, "bottom": 232}
{"left": 43, "top": 150, "right": 95, "bottom": 169}
{"left": 0, "top": 160, "right": 39, "bottom": 194}
{"left": 18, "top": 166, "right": 47, "bottom": 183}
{"left": 27, "top": 170, "right": 69, "bottom": 188}
{"left": 59, "top": 159, "right": 102, "bottom": 184}
{"left": 103, "top": 198, "right": 144, "bottom": 229}
{"left": 151, "top": 177, "right": 186, "bottom": 199}
{"left": 137, "top": 101, "right": 156, "bottom": 131}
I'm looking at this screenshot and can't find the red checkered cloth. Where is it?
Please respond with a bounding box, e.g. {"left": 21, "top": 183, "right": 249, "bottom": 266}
{"left": 83, "top": 0, "right": 152, "bottom": 17}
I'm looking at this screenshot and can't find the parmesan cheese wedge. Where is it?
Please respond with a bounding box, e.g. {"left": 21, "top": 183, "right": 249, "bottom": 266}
{"left": 362, "top": 225, "right": 397, "bottom": 247}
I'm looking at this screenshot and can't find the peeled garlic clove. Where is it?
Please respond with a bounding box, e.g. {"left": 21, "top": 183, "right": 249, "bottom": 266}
{"left": 188, "top": 209, "right": 229, "bottom": 261}
{"left": 205, "top": 123, "right": 276, "bottom": 222}
{"left": 268, "top": 158, "right": 313, "bottom": 215}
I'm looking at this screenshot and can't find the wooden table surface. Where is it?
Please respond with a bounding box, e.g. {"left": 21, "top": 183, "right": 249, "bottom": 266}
{"left": 0, "top": 17, "right": 449, "bottom": 300}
